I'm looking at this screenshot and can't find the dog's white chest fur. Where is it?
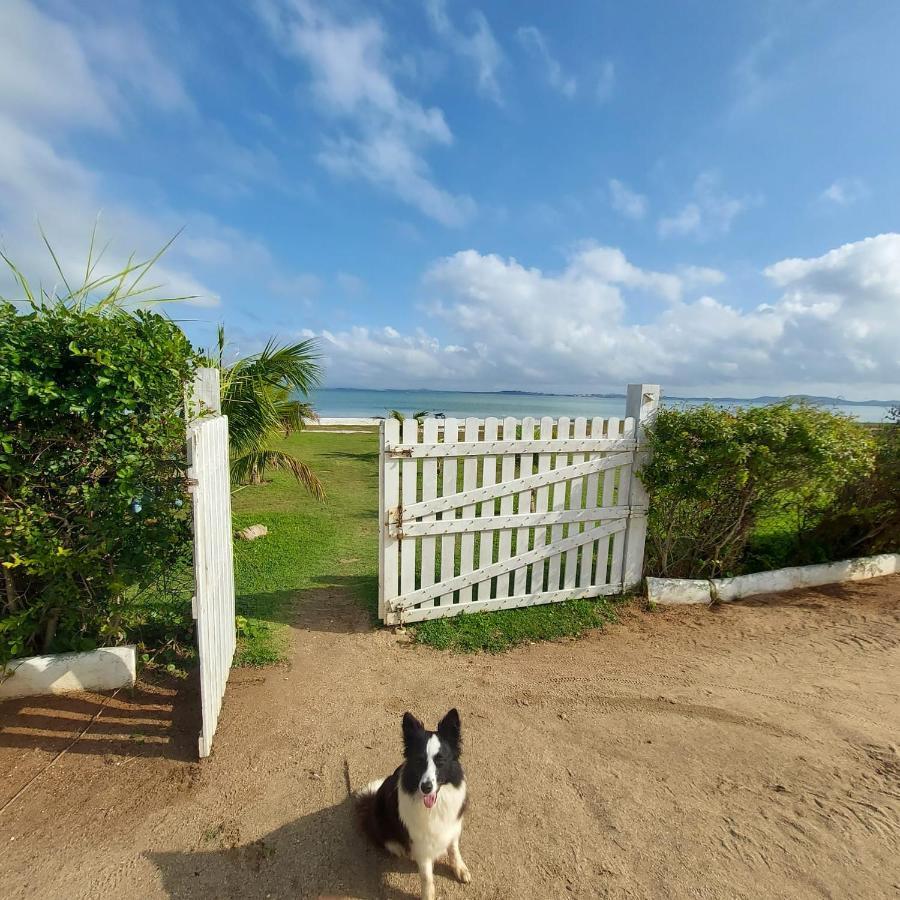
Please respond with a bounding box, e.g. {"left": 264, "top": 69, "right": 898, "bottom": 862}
{"left": 398, "top": 781, "right": 467, "bottom": 863}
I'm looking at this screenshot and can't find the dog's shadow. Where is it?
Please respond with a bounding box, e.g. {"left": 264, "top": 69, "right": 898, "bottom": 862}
{"left": 150, "top": 795, "right": 438, "bottom": 899}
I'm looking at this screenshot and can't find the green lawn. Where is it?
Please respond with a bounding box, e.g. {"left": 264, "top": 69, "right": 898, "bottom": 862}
{"left": 230, "top": 428, "right": 627, "bottom": 662}
{"left": 231, "top": 429, "right": 379, "bottom": 664}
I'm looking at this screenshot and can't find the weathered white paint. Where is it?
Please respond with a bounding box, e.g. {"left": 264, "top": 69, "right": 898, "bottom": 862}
{"left": 646, "top": 554, "right": 900, "bottom": 606}
{"left": 645, "top": 578, "right": 712, "bottom": 605}
{"left": 186, "top": 367, "right": 221, "bottom": 419}
{"left": 713, "top": 554, "right": 900, "bottom": 602}
{"left": 0, "top": 646, "right": 136, "bottom": 699}
{"left": 187, "top": 412, "right": 236, "bottom": 759}
{"left": 387, "top": 437, "right": 637, "bottom": 457}
{"left": 622, "top": 385, "right": 659, "bottom": 589}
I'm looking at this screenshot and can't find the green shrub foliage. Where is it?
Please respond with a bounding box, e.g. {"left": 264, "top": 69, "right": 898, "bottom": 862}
{"left": 640, "top": 403, "right": 875, "bottom": 579}
{"left": 807, "top": 408, "right": 900, "bottom": 559}
{"left": 0, "top": 301, "right": 196, "bottom": 661}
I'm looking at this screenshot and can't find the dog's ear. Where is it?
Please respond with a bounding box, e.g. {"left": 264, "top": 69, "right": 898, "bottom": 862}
{"left": 402, "top": 712, "right": 425, "bottom": 755}
{"left": 437, "top": 708, "right": 462, "bottom": 756}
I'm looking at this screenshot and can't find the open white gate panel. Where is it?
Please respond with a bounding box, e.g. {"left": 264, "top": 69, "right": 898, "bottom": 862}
{"left": 187, "top": 413, "right": 236, "bottom": 758}
{"left": 378, "top": 402, "right": 655, "bottom": 625}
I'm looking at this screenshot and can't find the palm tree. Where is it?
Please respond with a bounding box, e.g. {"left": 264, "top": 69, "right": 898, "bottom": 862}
{"left": 204, "top": 326, "right": 325, "bottom": 498}
{"left": 389, "top": 409, "right": 431, "bottom": 424}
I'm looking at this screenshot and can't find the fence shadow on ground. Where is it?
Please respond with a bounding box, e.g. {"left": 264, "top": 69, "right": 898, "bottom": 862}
{"left": 322, "top": 449, "right": 380, "bottom": 465}
{"left": 738, "top": 578, "right": 878, "bottom": 610}
{"left": 237, "top": 574, "right": 379, "bottom": 636}
{"left": 150, "top": 794, "right": 423, "bottom": 900}
{"left": 0, "top": 670, "right": 199, "bottom": 761}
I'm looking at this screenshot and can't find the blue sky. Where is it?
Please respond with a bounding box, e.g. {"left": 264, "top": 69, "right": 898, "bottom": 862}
{"left": 1, "top": 0, "right": 899, "bottom": 399}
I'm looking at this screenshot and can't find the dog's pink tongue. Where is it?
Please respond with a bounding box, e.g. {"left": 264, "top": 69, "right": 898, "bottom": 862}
{"left": 423, "top": 792, "right": 437, "bottom": 809}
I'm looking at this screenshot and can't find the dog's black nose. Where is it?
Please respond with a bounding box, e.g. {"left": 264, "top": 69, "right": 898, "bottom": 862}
{"left": 421, "top": 779, "right": 434, "bottom": 794}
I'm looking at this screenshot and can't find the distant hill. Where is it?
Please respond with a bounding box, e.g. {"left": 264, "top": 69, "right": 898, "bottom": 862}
{"left": 320, "top": 387, "right": 897, "bottom": 406}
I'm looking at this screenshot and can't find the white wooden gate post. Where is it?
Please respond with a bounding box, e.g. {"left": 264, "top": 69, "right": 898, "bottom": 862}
{"left": 622, "top": 383, "right": 660, "bottom": 590}
{"left": 187, "top": 367, "right": 222, "bottom": 420}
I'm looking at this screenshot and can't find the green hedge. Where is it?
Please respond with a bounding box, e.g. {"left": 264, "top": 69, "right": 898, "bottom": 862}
{"left": 640, "top": 403, "right": 875, "bottom": 579}
{"left": 0, "top": 301, "right": 196, "bottom": 663}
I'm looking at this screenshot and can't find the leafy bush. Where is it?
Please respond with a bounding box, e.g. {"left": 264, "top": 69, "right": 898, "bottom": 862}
{"left": 805, "top": 409, "right": 900, "bottom": 560}
{"left": 641, "top": 403, "right": 874, "bottom": 579}
{"left": 0, "top": 297, "right": 196, "bottom": 663}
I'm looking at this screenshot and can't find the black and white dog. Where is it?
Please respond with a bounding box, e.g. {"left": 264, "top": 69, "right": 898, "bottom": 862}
{"left": 356, "top": 709, "right": 470, "bottom": 900}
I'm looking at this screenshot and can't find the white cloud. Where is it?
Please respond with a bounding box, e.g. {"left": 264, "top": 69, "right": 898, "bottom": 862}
{"left": 426, "top": 0, "right": 505, "bottom": 104}
{"left": 608, "top": 178, "right": 647, "bottom": 220}
{"left": 259, "top": 0, "right": 474, "bottom": 226}
{"left": 820, "top": 177, "right": 868, "bottom": 206}
{"left": 659, "top": 173, "right": 751, "bottom": 239}
{"left": 311, "top": 236, "right": 900, "bottom": 398}
{"left": 516, "top": 26, "right": 576, "bottom": 98}
{"left": 677, "top": 265, "right": 727, "bottom": 288}
{"left": 0, "top": 3, "right": 279, "bottom": 310}
{"left": 596, "top": 60, "right": 616, "bottom": 103}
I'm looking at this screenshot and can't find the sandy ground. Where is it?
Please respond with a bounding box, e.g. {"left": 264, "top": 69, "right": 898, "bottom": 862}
{"left": 1, "top": 576, "right": 899, "bottom": 900}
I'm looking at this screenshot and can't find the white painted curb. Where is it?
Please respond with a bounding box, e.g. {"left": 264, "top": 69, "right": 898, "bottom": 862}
{"left": 646, "top": 553, "right": 900, "bottom": 606}
{"left": 0, "top": 646, "right": 137, "bottom": 699}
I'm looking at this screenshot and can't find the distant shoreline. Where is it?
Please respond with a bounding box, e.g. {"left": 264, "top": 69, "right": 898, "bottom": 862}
{"left": 319, "top": 386, "right": 898, "bottom": 407}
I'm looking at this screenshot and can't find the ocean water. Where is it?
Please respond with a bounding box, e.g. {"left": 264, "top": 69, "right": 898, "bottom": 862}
{"left": 311, "top": 388, "right": 896, "bottom": 424}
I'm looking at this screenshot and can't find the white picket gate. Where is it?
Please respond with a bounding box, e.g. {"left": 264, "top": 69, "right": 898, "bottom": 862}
{"left": 378, "top": 384, "right": 659, "bottom": 625}
{"left": 186, "top": 369, "right": 236, "bottom": 759}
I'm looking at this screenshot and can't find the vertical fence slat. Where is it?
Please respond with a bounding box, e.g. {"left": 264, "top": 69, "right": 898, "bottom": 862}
{"left": 495, "top": 416, "right": 517, "bottom": 599}
{"left": 609, "top": 417, "right": 632, "bottom": 587}
{"left": 545, "top": 416, "right": 571, "bottom": 592}
{"left": 531, "top": 417, "right": 555, "bottom": 592}
{"left": 513, "top": 417, "right": 536, "bottom": 597}
{"left": 563, "top": 417, "right": 587, "bottom": 589}
{"left": 623, "top": 384, "right": 660, "bottom": 589}
{"left": 438, "top": 418, "right": 458, "bottom": 607}
{"left": 595, "top": 416, "right": 619, "bottom": 585}
{"left": 579, "top": 416, "right": 604, "bottom": 587}
{"left": 382, "top": 418, "right": 401, "bottom": 621}
{"left": 420, "top": 418, "right": 439, "bottom": 594}
{"left": 400, "top": 418, "right": 419, "bottom": 602}
{"left": 377, "top": 422, "right": 386, "bottom": 619}
{"left": 476, "top": 417, "right": 499, "bottom": 600}
{"left": 458, "top": 418, "right": 480, "bottom": 605}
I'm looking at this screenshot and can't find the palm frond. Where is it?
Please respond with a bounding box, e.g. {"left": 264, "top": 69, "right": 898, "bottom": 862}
{"left": 231, "top": 449, "right": 326, "bottom": 500}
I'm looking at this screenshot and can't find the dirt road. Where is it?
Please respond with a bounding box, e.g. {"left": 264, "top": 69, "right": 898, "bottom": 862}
{"left": 1, "top": 577, "right": 899, "bottom": 899}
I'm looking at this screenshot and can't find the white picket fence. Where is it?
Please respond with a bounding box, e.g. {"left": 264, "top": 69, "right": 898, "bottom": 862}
{"left": 186, "top": 369, "right": 235, "bottom": 759}
{"left": 378, "top": 384, "right": 660, "bottom": 625}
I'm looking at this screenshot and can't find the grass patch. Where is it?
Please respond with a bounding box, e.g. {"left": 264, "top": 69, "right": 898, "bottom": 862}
{"left": 230, "top": 429, "right": 379, "bottom": 664}
{"left": 411, "top": 596, "right": 625, "bottom": 653}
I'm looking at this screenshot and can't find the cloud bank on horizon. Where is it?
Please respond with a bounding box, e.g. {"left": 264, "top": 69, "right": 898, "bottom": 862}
{"left": 1, "top": 0, "right": 898, "bottom": 400}
{"left": 310, "top": 234, "right": 900, "bottom": 399}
